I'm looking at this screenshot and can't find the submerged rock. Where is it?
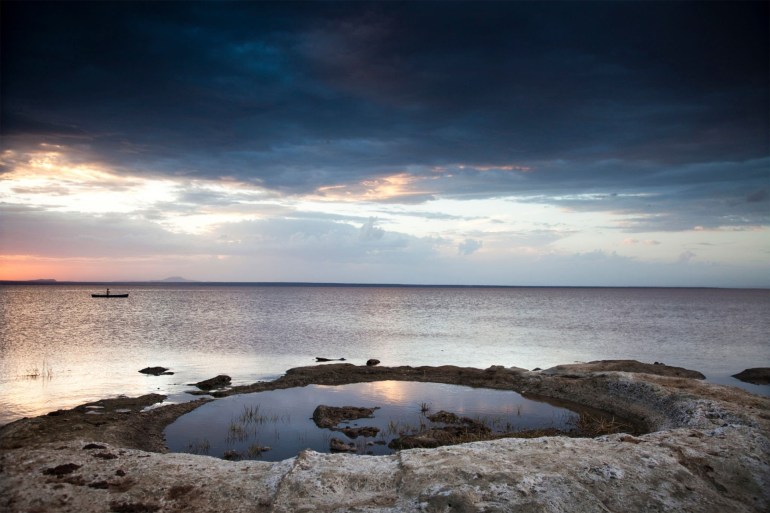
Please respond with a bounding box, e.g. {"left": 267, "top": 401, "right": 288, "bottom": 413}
{"left": 194, "top": 375, "right": 231, "bottom": 390}
{"left": 732, "top": 368, "right": 770, "bottom": 385}
{"left": 222, "top": 450, "right": 241, "bottom": 461}
{"left": 340, "top": 426, "right": 380, "bottom": 439}
{"left": 329, "top": 438, "right": 357, "bottom": 452}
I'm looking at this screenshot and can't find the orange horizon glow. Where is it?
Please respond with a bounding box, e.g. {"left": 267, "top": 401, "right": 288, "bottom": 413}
{"left": 0, "top": 254, "right": 199, "bottom": 282}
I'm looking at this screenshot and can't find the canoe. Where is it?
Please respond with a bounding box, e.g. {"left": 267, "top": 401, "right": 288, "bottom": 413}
{"left": 91, "top": 293, "right": 129, "bottom": 298}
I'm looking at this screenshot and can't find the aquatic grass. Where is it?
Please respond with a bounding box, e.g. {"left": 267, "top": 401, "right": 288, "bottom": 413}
{"left": 246, "top": 442, "right": 271, "bottom": 458}
{"left": 226, "top": 418, "right": 249, "bottom": 444}
{"left": 21, "top": 360, "right": 54, "bottom": 381}
{"left": 239, "top": 404, "right": 262, "bottom": 425}
{"left": 568, "top": 412, "right": 633, "bottom": 437}
{"left": 186, "top": 439, "right": 210, "bottom": 455}
{"left": 238, "top": 404, "right": 290, "bottom": 426}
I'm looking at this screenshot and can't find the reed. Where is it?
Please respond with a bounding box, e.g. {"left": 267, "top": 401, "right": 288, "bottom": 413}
{"left": 22, "top": 360, "right": 54, "bottom": 380}
{"left": 226, "top": 419, "right": 249, "bottom": 443}
{"left": 186, "top": 439, "right": 210, "bottom": 455}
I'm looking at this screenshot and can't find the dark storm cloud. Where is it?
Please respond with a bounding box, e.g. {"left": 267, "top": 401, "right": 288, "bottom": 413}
{"left": 2, "top": 1, "right": 768, "bottom": 218}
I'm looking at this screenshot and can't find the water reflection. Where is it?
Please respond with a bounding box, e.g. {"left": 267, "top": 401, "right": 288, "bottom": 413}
{"left": 2, "top": 284, "right": 768, "bottom": 425}
{"left": 164, "top": 381, "right": 579, "bottom": 462}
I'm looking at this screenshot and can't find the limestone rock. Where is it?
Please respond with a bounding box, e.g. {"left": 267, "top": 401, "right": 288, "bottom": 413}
{"left": 2, "top": 362, "right": 769, "bottom": 513}
{"left": 542, "top": 359, "right": 706, "bottom": 379}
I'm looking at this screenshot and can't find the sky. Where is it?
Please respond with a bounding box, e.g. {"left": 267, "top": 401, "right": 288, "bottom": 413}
{"left": 1, "top": 1, "right": 768, "bottom": 287}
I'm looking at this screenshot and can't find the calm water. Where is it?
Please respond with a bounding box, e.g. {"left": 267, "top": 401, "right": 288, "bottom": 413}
{"left": 164, "top": 381, "right": 581, "bottom": 461}
{"left": 1, "top": 284, "right": 769, "bottom": 425}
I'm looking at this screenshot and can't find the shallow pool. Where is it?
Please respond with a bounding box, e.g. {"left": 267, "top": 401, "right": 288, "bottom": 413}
{"left": 164, "top": 381, "right": 585, "bottom": 461}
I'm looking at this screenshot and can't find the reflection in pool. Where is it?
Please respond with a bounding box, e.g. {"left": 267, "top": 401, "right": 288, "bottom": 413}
{"left": 164, "top": 381, "right": 580, "bottom": 462}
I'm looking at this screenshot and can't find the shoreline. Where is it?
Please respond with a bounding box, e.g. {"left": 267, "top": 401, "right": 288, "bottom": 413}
{"left": 2, "top": 360, "right": 769, "bottom": 512}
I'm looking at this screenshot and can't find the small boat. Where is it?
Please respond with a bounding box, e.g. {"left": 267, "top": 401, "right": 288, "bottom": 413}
{"left": 92, "top": 289, "right": 129, "bottom": 298}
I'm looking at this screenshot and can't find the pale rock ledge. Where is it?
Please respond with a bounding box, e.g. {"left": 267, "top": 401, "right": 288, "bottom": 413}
{"left": 1, "top": 362, "right": 768, "bottom": 512}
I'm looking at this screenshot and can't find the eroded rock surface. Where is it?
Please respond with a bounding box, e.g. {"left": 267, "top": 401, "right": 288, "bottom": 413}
{"left": 2, "top": 362, "right": 769, "bottom": 512}
{"left": 542, "top": 359, "right": 707, "bottom": 379}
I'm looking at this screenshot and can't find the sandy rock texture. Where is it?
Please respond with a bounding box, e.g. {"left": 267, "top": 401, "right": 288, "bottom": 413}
{"left": 2, "top": 361, "right": 769, "bottom": 512}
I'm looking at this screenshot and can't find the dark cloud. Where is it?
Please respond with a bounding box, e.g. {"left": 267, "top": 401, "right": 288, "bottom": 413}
{"left": 2, "top": 1, "right": 768, "bottom": 226}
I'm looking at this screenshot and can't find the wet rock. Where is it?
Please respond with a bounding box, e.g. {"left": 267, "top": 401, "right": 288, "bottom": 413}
{"left": 427, "top": 410, "right": 462, "bottom": 424}
{"left": 427, "top": 410, "right": 491, "bottom": 433}
{"left": 340, "top": 426, "right": 380, "bottom": 438}
{"left": 312, "top": 405, "right": 378, "bottom": 428}
{"left": 389, "top": 429, "right": 457, "bottom": 450}
{"left": 315, "top": 357, "right": 346, "bottom": 362}
{"left": 329, "top": 438, "right": 356, "bottom": 452}
{"left": 42, "top": 463, "right": 81, "bottom": 476}
{"left": 732, "top": 368, "right": 770, "bottom": 385}
{"left": 109, "top": 500, "right": 160, "bottom": 512}
{"left": 222, "top": 450, "right": 241, "bottom": 460}
{"left": 93, "top": 452, "right": 118, "bottom": 459}
{"left": 194, "top": 375, "right": 231, "bottom": 390}
{"left": 138, "top": 367, "right": 173, "bottom": 376}
{"left": 366, "top": 359, "right": 380, "bottom": 366}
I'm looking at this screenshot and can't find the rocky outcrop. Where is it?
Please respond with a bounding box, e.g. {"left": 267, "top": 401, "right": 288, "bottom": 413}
{"left": 138, "top": 367, "right": 173, "bottom": 376}
{"left": 733, "top": 368, "right": 770, "bottom": 385}
{"left": 541, "top": 359, "right": 707, "bottom": 379}
{"left": 2, "top": 362, "right": 769, "bottom": 512}
{"left": 366, "top": 359, "right": 380, "bottom": 366}
{"left": 193, "top": 375, "right": 231, "bottom": 390}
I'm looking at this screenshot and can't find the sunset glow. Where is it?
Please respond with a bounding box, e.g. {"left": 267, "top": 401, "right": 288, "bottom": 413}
{"left": 1, "top": 1, "right": 767, "bottom": 286}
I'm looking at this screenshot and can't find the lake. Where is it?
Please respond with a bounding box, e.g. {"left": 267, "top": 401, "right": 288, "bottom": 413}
{"left": 1, "top": 284, "right": 768, "bottom": 426}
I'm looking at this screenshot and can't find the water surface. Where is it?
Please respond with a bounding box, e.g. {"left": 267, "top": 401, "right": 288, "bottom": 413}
{"left": 164, "top": 381, "right": 580, "bottom": 461}
{"left": 1, "top": 284, "right": 768, "bottom": 425}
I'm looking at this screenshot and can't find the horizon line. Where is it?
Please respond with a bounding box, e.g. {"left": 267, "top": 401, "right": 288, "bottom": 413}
{"left": 0, "top": 279, "right": 764, "bottom": 290}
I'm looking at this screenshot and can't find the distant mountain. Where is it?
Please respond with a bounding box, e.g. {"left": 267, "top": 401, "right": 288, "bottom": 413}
{"left": 156, "top": 276, "right": 197, "bottom": 282}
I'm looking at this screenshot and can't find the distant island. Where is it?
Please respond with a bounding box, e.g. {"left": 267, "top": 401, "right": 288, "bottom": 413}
{"left": 154, "top": 276, "right": 197, "bottom": 283}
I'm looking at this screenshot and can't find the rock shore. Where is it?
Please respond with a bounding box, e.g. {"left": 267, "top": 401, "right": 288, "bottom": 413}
{"left": 2, "top": 360, "right": 769, "bottom": 512}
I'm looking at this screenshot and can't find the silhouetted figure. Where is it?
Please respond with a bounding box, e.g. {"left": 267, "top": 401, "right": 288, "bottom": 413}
{"left": 106, "top": 288, "right": 110, "bottom": 296}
